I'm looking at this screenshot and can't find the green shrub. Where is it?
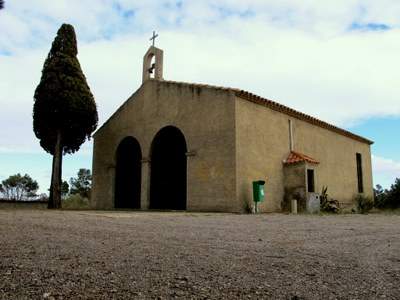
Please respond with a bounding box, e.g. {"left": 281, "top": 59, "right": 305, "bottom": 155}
{"left": 62, "top": 194, "right": 89, "bottom": 210}
{"left": 320, "top": 186, "right": 340, "bottom": 213}
{"left": 355, "top": 194, "right": 374, "bottom": 214}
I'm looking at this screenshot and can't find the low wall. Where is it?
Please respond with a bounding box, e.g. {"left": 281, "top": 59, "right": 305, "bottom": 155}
{"left": 0, "top": 200, "right": 48, "bottom": 210}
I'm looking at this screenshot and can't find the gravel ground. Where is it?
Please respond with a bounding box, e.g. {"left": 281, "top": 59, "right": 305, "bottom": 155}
{"left": 0, "top": 210, "right": 399, "bottom": 299}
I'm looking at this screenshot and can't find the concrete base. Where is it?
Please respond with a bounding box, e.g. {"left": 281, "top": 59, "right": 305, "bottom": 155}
{"left": 291, "top": 199, "right": 298, "bottom": 214}
{"left": 306, "top": 193, "right": 321, "bottom": 213}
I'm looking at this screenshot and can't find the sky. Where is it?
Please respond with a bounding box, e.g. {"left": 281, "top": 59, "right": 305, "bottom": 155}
{"left": 0, "top": 0, "right": 399, "bottom": 194}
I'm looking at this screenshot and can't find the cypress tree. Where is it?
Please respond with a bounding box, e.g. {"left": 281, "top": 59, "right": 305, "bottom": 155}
{"left": 0, "top": 0, "right": 4, "bottom": 9}
{"left": 33, "top": 24, "right": 98, "bottom": 209}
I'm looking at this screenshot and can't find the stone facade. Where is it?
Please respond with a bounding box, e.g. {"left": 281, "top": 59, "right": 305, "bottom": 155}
{"left": 91, "top": 47, "right": 373, "bottom": 212}
{"left": 92, "top": 80, "right": 238, "bottom": 211}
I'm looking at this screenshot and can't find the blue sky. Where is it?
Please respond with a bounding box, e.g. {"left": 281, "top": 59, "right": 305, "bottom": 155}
{"left": 0, "top": 0, "right": 399, "bottom": 193}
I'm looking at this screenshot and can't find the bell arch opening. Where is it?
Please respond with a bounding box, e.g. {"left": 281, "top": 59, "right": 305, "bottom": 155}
{"left": 142, "top": 46, "right": 164, "bottom": 82}
{"left": 145, "top": 53, "right": 156, "bottom": 79}
{"left": 150, "top": 126, "right": 187, "bottom": 210}
{"left": 114, "top": 136, "right": 142, "bottom": 209}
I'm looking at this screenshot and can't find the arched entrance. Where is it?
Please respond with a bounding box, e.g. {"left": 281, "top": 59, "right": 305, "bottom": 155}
{"left": 114, "top": 137, "right": 142, "bottom": 209}
{"left": 150, "top": 126, "right": 187, "bottom": 210}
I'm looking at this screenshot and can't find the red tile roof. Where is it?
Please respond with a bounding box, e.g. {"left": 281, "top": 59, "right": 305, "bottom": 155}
{"left": 284, "top": 151, "right": 320, "bottom": 165}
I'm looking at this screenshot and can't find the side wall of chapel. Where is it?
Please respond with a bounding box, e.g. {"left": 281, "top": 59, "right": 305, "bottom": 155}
{"left": 235, "top": 96, "right": 373, "bottom": 212}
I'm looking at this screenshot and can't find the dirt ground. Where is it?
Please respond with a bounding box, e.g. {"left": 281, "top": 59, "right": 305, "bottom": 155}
{"left": 0, "top": 210, "right": 399, "bottom": 299}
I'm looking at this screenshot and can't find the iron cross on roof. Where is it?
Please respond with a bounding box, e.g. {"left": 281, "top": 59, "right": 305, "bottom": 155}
{"left": 150, "top": 31, "right": 158, "bottom": 47}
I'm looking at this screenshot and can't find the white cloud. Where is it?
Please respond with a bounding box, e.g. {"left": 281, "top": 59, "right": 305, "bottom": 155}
{"left": 0, "top": 0, "right": 399, "bottom": 158}
{"left": 372, "top": 155, "right": 400, "bottom": 176}
{"left": 372, "top": 155, "right": 400, "bottom": 187}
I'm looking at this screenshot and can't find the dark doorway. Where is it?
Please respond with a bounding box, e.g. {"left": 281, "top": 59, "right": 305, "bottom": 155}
{"left": 356, "top": 153, "right": 364, "bottom": 193}
{"left": 150, "top": 126, "right": 187, "bottom": 210}
{"left": 307, "top": 169, "right": 315, "bottom": 193}
{"left": 115, "top": 137, "right": 142, "bottom": 209}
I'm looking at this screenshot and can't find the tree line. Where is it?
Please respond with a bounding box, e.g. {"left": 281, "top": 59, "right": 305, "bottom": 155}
{"left": 0, "top": 169, "right": 92, "bottom": 202}
{"left": 374, "top": 179, "right": 400, "bottom": 209}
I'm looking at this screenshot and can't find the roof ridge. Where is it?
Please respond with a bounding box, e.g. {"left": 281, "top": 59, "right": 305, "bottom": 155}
{"left": 159, "top": 79, "right": 241, "bottom": 92}
{"left": 155, "top": 79, "right": 372, "bottom": 145}
{"left": 95, "top": 79, "right": 373, "bottom": 145}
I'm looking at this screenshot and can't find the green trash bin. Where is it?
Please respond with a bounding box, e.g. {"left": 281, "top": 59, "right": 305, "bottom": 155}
{"left": 252, "top": 180, "right": 266, "bottom": 213}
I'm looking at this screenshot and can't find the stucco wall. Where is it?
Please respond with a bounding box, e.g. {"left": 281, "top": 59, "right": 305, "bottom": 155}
{"left": 92, "top": 80, "right": 238, "bottom": 212}
{"left": 293, "top": 114, "right": 373, "bottom": 207}
{"left": 93, "top": 80, "right": 373, "bottom": 213}
{"left": 235, "top": 96, "right": 373, "bottom": 212}
{"left": 283, "top": 162, "right": 307, "bottom": 211}
{"left": 235, "top": 98, "right": 291, "bottom": 212}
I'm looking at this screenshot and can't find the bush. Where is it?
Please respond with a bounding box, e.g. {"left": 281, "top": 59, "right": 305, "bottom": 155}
{"left": 320, "top": 186, "right": 340, "bottom": 213}
{"left": 355, "top": 194, "right": 374, "bottom": 214}
{"left": 62, "top": 194, "right": 89, "bottom": 210}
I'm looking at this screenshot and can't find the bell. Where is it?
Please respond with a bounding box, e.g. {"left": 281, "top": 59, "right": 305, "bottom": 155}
{"left": 148, "top": 63, "right": 156, "bottom": 74}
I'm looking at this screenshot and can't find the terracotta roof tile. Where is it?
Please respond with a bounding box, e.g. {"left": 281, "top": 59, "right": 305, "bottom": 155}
{"left": 284, "top": 151, "right": 320, "bottom": 165}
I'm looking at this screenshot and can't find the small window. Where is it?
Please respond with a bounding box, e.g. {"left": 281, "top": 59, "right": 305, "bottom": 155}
{"left": 307, "top": 169, "right": 315, "bottom": 193}
{"left": 356, "top": 153, "right": 363, "bottom": 193}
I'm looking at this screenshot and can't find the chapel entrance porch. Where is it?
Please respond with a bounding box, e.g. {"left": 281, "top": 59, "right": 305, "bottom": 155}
{"left": 114, "top": 137, "right": 142, "bottom": 209}
{"left": 150, "top": 126, "right": 187, "bottom": 210}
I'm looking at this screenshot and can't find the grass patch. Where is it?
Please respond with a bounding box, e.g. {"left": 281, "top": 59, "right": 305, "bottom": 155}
{"left": 62, "top": 194, "right": 90, "bottom": 210}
